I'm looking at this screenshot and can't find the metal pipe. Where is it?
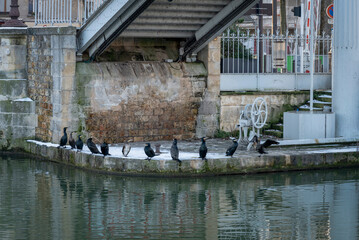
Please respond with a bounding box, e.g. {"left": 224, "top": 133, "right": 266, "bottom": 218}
{"left": 232, "top": 33, "right": 234, "bottom": 73}
{"left": 222, "top": 32, "right": 224, "bottom": 74}
{"left": 247, "top": 30, "right": 250, "bottom": 73}
{"left": 51, "top": 0, "right": 54, "bottom": 25}
{"left": 227, "top": 29, "right": 229, "bottom": 73}
{"left": 256, "top": 28, "right": 260, "bottom": 89}
{"left": 69, "top": 0, "right": 72, "bottom": 25}
{"left": 309, "top": 1, "right": 314, "bottom": 112}
{"left": 242, "top": 33, "right": 244, "bottom": 73}
{"left": 237, "top": 28, "right": 239, "bottom": 73}
{"left": 35, "top": 0, "right": 38, "bottom": 25}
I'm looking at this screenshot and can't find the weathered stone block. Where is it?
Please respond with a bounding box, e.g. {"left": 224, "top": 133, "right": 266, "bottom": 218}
{"left": 60, "top": 35, "right": 76, "bottom": 50}
{"left": 68, "top": 150, "right": 76, "bottom": 164}
{"left": 198, "top": 101, "right": 218, "bottom": 115}
{"left": 29, "top": 142, "right": 36, "bottom": 154}
{"left": 182, "top": 159, "right": 206, "bottom": 172}
{"left": 12, "top": 113, "right": 37, "bottom": 127}
{"left": 39, "top": 144, "right": 48, "bottom": 157}
{"left": 0, "top": 101, "right": 13, "bottom": 112}
{"left": 47, "top": 146, "right": 60, "bottom": 161}
{"left": 104, "top": 156, "right": 117, "bottom": 170}
{"left": 12, "top": 100, "right": 35, "bottom": 114}
{"left": 0, "top": 113, "right": 12, "bottom": 125}
{"left": 182, "top": 63, "right": 208, "bottom": 78}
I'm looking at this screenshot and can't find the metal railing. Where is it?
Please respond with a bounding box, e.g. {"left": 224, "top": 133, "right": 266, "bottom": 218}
{"left": 34, "top": 0, "right": 107, "bottom": 26}
{"left": 221, "top": 28, "right": 332, "bottom": 74}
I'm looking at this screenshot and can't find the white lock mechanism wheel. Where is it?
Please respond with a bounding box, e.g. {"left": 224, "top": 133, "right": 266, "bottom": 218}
{"left": 251, "top": 97, "right": 268, "bottom": 129}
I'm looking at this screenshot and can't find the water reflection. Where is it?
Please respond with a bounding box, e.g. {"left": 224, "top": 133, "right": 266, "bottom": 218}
{"left": 0, "top": 153, "right": 359, "bottom": 239}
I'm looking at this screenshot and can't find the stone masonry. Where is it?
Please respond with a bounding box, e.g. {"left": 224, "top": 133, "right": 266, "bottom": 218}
{"left": 27, "top": 27, "right": 77, "bottom": 142}
{"left": 196, "top": 37, "right": 221, "bottom": 138}
{"left": 75, "top": 62, "right": 207, "bottom": 143}
{"left": 0, "top": 28, "right": 37, "bottom": 149}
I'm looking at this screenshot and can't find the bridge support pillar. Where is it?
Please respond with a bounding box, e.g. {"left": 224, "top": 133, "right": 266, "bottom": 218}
{"left": 196, "top": 38, "right": 221, "bottom": 138}
{"left": 332, "top": 0, "right": 359, "bottom": 137}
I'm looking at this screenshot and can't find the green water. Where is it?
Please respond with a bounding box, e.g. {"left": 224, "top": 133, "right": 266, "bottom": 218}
{"left": 1, "top": 153, "right": 359, "bottom": 239}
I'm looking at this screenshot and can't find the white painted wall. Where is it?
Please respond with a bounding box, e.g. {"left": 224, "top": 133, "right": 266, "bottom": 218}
{"left": 284, "top": 112, "right": 335, "bottom": 139}
{"left": 220, "top": 74, "right": 331, "bottom": 91}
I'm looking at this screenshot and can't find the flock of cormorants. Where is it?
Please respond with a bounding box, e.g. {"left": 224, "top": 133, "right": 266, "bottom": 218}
{"left": 58, "top": 127, "right": 279, "bottom": 162}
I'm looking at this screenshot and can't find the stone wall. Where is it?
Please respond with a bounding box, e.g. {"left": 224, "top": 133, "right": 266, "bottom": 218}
{"left": 25, "top": 27, "right": 212, "bottom": 144}
{"left": 27, "top": 27, "right": 77, "bottom": 142}
{"left": 75, "top": 62, "right": 207, "bottom": 143}
{"left": 220, "top": 92, "right": 309, "bottom": 132}
{"left": 0, "top": 28, "right": 36, "bottom": 149}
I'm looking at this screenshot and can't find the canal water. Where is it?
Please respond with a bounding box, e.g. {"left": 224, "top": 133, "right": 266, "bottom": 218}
{"left": 1, "top": 153, "right": 359, "bottom": 239}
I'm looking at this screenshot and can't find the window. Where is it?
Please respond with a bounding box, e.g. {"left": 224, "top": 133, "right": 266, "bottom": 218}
{"left": 0, "top": 0, "right": 10, "bottom": 13}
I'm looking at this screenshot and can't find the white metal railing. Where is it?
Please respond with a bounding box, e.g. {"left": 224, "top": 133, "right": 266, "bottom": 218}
{"left": 221, "top": 28, "right": 332, "bottom": 74}
{"left": 34, "top": 0, "right": 106, "bottom": 26}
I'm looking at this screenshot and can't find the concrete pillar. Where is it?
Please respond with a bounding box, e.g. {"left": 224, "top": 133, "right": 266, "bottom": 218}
{"left": 196, "top": 37, "right": 221, "bottom": 138}
{"left": 332, "top": 0, "right": 359, "bottom": 137}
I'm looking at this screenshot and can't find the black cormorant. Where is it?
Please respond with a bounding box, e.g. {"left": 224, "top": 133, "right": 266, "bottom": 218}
{"left": 69, "top": 132, "right": 76, "bottom": 149}
{"left": 76, "top": 134, "right": 83, "bottom": 152}
{"left": 170, "top": 139, "right": 181, "bottom": 163}
{"left": 252, "top": 135, "right": 279, "bottom": 154}
{"left": 122, "top": 139, "right": 132, "bottom": 157}
{"left": 226, "top": 138, "right": 238, "bottom": 157}
{"left": 87, "top": 138, "right": 101, "bottom": 154}
{"left": 144, "top": 143, "right": 155, "bottom": 161}
{"left": 101, "top": 141, "right": 110, "bottom": 156}
{"left": 199, "top": 137, "right": 208, "bottom": 161}
{"left": 59, "top": 127, "right": 68, "bottom": 148}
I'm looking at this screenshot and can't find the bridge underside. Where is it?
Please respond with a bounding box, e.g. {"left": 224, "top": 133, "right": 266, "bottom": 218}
{"left": 77, "top": 0, "right": 259, "bottom": 60}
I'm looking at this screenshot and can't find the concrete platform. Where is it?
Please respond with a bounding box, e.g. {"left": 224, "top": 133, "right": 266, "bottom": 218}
{"left": 24, "top": 138, "right": 359, "bottom": 177}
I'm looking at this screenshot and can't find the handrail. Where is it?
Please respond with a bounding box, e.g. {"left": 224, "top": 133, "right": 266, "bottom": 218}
{"left": 34, "top": 0, "right": 108, "bottom": 26}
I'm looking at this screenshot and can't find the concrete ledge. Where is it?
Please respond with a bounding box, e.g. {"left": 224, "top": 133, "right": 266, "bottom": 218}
{"left": 27, "top": 27, "right": 77, "bottom": 36}
{"left": 24, "top": 140, "right": 359, "bottom": 176}
{"left": 279, "top": 137, "right": 359, "bottom": 146}
{"left": 0, "top": 28, "right": 28, "bottom": 35}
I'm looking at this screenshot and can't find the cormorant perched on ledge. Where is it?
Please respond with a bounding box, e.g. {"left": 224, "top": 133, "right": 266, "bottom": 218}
{"left": 226, "top": 138, "right": 238, "bottom": 157}
{"left": 170, "top": 139, "right": 181, "bottom": 163}
{"left": 87, "top": 138, "right": 101, "bottom": 154}
{"left": 76, "top": 134, "right": 83, "bottom": 152}
{"left": 199, "top": 137, "right": 208, "bottom": 161}
{"left": 122, "top": 139, "right": 132, "bottom": 157}
{"left": 144, "top": 143, "right": 155, "bottom": 161}
{"left": 69, "top": 132, "right": 76, "bottom": 149}
{"left": 252, "top": 135, "right": 279, "bottom": 154}
{"left": 101, "top": 141, "right": 110, "bottom": 156}
{"left": 59, "top": 127, "right": 68, "bottom": 148}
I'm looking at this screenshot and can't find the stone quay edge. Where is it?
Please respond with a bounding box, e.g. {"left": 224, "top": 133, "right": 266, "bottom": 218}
{"left": 21, "top": 140, "right": 359, "bottom": 177}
